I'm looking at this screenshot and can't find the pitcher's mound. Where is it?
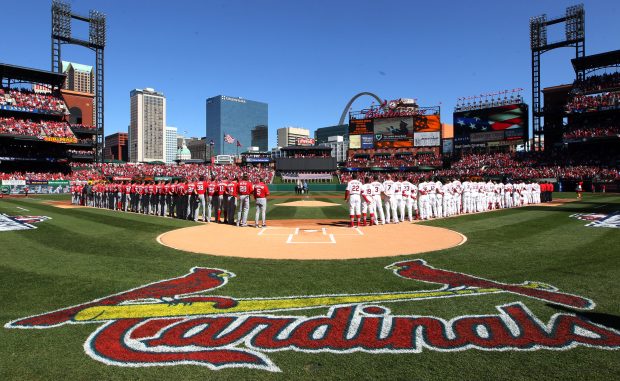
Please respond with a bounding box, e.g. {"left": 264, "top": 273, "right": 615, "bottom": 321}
{"left": 277, "top": 200, "right": 341, "bottom": 207}
{"left": 157, "top": 220, "right": 466, "bottom": 260}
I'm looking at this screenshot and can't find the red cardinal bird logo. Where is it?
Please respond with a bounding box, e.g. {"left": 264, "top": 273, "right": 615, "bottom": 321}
{"left": 386, "top": 259, "right": 593, "bottom": 310}
{"left": 7, "top": 267, "right": 235, "bottom": 328}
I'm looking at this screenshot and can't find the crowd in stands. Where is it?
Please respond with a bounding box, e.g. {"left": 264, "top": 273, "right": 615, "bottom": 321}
{"left": 71, "top": 124, "right": 97, "bottom": 130}
{"left": 288, "top": 152, "right": 331, "bottom": 158}
{"left": 566, "top": 91, "right": 620, "bottom": 113}
{"left": 0, "top": 117, "right": 76, "bottom": 139}
{"left": 2, "top": 163, "right": 275, "bottom": 184}
{"left": 339, "top": 151, "right": 619, "bottom": 183}
{"left": 0, "top": 88, "right": 68, "bottom": 113}
{"left": 346, "top": 153, "right": 442, "bottom": 168}
{"left": 563, "top": 125, "right": 620, "bottom": 140}
{"left": 572, "top": 72, "right": 620, "bottom": 94}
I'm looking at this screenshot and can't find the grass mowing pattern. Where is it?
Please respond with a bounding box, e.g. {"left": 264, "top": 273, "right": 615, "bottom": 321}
{"left": 0, "top": 193, "right": 618, "bottom": 380}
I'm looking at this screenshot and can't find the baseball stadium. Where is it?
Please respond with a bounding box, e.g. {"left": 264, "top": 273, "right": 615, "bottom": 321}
{"left": 1, "top": 2, "right": 619, "bottom": 380}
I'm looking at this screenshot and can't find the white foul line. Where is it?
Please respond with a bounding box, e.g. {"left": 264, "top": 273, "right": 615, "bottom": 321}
{"left": 16, "top": 207, "right": 29, "bottom": 211}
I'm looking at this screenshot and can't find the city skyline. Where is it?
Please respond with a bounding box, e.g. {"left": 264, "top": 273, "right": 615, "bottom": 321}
{"left": 1, "top": 0, "right": 619, "bottom": 150}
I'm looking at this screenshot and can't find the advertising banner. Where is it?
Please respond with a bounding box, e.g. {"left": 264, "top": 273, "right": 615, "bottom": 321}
{"left": 442, "top": 139, "right": 454, "bottom": 154}
{"left": 470, "top": 131, "right": 506, "bottom": 143}
{"left": 361, "top": 134, "right": 374, "bottom": 149}
{"left": 43, "top": 136, "right": 78, "bottom": 144}
{"left": 412, "top": 114, "right": 441, "bottom": 133}
{"left": 296, "top": 137, "right": 316, "bottom": 146}
{"left": 1, "top": 180, "right": 26, "bottom": 186}
{"left": 348, "top": 119, "right": 374, "bottom": 135}
{"left": 413, "top": 132, "right": 441, "bottom": 147}
{"left": 349, "top": 135, "right": 361, "bottom": 149}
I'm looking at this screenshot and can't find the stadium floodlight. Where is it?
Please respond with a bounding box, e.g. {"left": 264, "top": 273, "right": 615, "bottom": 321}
{"left": 51, "top": 0, "right": 71, "bottom": 39}
{"left": 89, "top": 10, "right": 106, "bottom": 48}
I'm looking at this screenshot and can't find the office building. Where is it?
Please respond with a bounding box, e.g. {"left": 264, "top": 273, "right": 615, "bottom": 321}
{"left": 165, "top": 126, "right": 178, "bottom": 164}
{"left": 315, "top": 124, "right": 349, "bottom": 144}
{"left": 206, "top": 95, "right": 268, "bottom": 156}
{"left": 62, "top": 61, "right": 94, "bottom": 94}
{"left": 104, "top": 132, "right": 128, "bottom": 162}
{"left": 251, "top": 125, "right": 269, "bottom": 151}
{"left": 187, "top": 138, "right": 208, "bottom": 161}
{"left": 129, "top": 88, "right": 166, "bottom": 163}
{"left": 320, "top": 136, "right": 348, "bottom": 162}
{"left": 277, "top": 127, "right": 310, "bottom": 147}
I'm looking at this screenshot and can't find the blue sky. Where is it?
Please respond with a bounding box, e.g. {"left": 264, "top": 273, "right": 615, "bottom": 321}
{"left": 1, "top": 0, "right": 619, "bottom": 149}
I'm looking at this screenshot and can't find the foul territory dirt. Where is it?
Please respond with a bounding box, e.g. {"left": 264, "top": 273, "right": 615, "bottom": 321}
{"left": 158, "top": 219, "right": 466, "bottom": 260}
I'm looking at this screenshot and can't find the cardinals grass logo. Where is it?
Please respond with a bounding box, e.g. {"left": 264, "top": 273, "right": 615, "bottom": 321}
{"left": 0, "top": 214, "right": 50, "bottom": 232}
{"left": 570, "top": 211, "right": 620, "bottom": 228}
{"left": 5, "top": 260, "right": 620, "bottom": 372}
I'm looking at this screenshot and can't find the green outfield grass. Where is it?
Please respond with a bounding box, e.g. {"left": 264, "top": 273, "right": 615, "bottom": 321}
{"left": 0, "top": 193, "right": 618, "bottom": 380}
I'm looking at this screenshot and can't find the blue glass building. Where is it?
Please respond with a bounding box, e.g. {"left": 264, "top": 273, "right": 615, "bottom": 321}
{"left": 206, "top": 95, "right": 268, "bottom": 156}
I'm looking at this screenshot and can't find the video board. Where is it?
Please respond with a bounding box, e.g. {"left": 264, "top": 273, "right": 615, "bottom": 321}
{"left": 453, "top": 103, "right": 528, "bottom": 146}
{"left": 373, "top": 117, "right": 414, "bottom": 148}
{"left": 349, "top": 119, "right": 373, "bottom": 135}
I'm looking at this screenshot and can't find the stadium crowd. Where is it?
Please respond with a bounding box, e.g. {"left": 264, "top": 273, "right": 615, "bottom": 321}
{"left": 566, "top": 91, "right": 620, "bottom": 113}
{"left": 563, "top": 125, "right": 620, "bottom": 140}
{"left": 0, "top": 117, "right": 76, "bottom": 139}
{"left": 571, "top": 72, "right": 620, "bottom": 93}
{"left": 0, "top": 88, "right": 68, "bottom": 113}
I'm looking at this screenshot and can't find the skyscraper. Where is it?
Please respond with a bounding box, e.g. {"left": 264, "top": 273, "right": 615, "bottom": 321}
{"left": 62, "top": 61, "right": 94, "bottom": 94}
{"left": 251, "top": 125, "right": 269, "bottom": 151}
{"left": 104, "top": 132, "right": 128, "bottom": 162}
{"left": 206, "top": 95, "right": 268, "bottom": 156}
{"left": 165, "top": 126, "right": 178, "bottom": 164}
{"left": 129, "top": 88, "right": 167, "bottom": 163}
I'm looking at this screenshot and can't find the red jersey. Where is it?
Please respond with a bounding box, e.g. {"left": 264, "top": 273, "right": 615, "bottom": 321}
{"left": 207, "top": 182, "right": 217, "bottom": 196}
{"left": 237, "top": 180, "right": 253, "bottom": 195}
{"left": 156, "top": 184, "right": 164, "bottom": 195}
{"left": 187, "top": 182, "right": 196, "bottom": 194}
{"left": 253, "top": 183, "right": 269, "bottom": 199}
{"left": 178, "top": 183, "right": 188, "bottom": 196}
{"left": 226, "top": 181, "right": 238, "bottom": 197}
{"left": 217, "top": 181, "right": 228, "bottom": 195}
{"left": 163, "top": 183, "right": 171, "bottom": 195}
{"left": 195, "top": 181, "right": 207, "bottom": 195}
{"left": 125, "top": 184, "right": 132, "bottom": 194}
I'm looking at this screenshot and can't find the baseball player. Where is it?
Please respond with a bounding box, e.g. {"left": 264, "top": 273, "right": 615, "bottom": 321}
{"left": 428, "top": 180, "right": 437, "bottom": 218}
{"left": 401, "top": 177, "right": 415, "bottom": 222}
{"left": 207, "top": 175, "right": 218, "bottom": 223}
{"left": 236, "top": 174, "right": 254, "bottom": 227}
{"left": 392, "top": 177, "right": 403, "bottom": 223}
{"left": 418, "top": 180, "right": 431, "bottom": 219}
{"left": 382, "top": 174, "right": 395, "bottom": 224}
{"left": 360, "top": 177, "right": 374, "bottom": 226}
{"left": 195, "top": 176, "right": 208, "bottom": 222}
{"left": 370, "top": 175, "right": 386, "bottom": 225}
{"left": 217, "top": 177, "right": 228, "bottom": 223}
{"left": 253, "top": 177, "right": 270, "bottom": 228}
{"left": 226, "top": 177, "right": 239, "bottom": 225}
{"left": 345, "top": 173, "right": 363, "bottom": 228}
{"left": 123, "top": 181, "right": 132, "bottom": 212}
{"left": 186, "top": 180, "right": 197, "bottom": 220}
{"left": 435, "top": 179, "right": 443, "bottom": 218}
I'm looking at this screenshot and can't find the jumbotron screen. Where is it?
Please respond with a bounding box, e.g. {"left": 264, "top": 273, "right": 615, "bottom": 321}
{"left": 453, "top": 103, "right": 528, "bottom": 145}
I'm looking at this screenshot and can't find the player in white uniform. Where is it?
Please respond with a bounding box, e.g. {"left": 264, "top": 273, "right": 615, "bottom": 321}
{"left": 452, "top": 180, "right": 462, "bottom": 215}
{"left": 370, "top": 175, "right": 385, "bottom": 225}
{"left": 442, "top": 182, "right": 452, "bottom": 218}
{"left": 392, "top": 178, "right": 403, "bottom": 223}
{"left": 382, "top": 175, "right": 395, "bottom": 224}
{"left": 360, "top": 177, "right": 375, "bottom": 226}
{"left": 533, "top": 182, "right": 541, "bottom": 204}
{"left": 345, "top": 173, "right": 363, "bottom": 227}
{"left": 434, "top": 180, "right": 444, "bottom": 218}
{"left": 401, "top": 177, "right": 415, "bottom": 222}
{"left": 462, "top": 181, "right": 471, "bottom": 214}
{"left": 428, "top": 181, "right": 437, "bottom": 218}
{"left": 504, "top": 182, "right": 513, "bottom": 209}
{"left": 418, "top": 180, "right": 431, "bottom": 220}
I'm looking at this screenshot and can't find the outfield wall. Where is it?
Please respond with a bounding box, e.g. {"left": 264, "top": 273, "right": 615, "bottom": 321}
{"left": 269, "top": 183, "right": 347, "bottom": 192}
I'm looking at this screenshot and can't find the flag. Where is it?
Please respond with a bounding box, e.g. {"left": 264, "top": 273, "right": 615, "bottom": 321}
{"left": 224, "top": 134, "right": 235, "bottom": 144}
{"left": 236, "top": 140, "right": 242, "bottom": 147}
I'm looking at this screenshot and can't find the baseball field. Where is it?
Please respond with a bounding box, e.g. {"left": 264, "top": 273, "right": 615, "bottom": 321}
{"left": 1, "top": 192, "right": 619, "bottom": 380}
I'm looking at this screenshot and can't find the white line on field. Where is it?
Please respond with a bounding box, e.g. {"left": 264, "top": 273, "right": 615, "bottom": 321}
{"left": 329, "top": 234, "right": 336, "bottom": 243}
{"left": 15, "top": 207, "right": 29, "bottom": 211}
{"left": 286, "top": 234, "right": 293, "bottom": 243}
